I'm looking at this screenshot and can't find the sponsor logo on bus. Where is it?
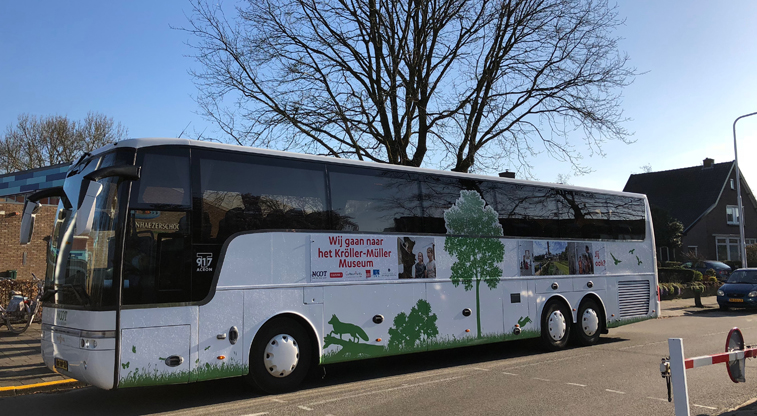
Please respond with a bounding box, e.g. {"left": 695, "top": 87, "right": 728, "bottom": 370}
{"left": 330, "top": 272, "right": 343, "bottom": 278}
{"left": 312, "top": 271, "right": 327, "bottom": 278}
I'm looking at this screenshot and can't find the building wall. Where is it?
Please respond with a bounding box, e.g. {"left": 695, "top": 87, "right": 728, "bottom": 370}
{"left": 680, "top": 169, "right": 757, "bottom": 261}
{"left": 0, "top": 202, "right": 58, "bottom": 281}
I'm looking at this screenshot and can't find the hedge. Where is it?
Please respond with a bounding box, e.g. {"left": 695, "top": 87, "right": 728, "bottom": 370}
{"left": 658, "top": 267, "right": 702, "bottom": 283}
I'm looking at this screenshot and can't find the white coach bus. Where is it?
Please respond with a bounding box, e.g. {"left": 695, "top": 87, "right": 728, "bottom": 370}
{"left": 20, "top": 138, "right": 658, "bottom": 393}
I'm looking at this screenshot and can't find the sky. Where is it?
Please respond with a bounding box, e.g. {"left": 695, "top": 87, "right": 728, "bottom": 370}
{"left": 1, "top": 1, "right": 757, "bottom": 192}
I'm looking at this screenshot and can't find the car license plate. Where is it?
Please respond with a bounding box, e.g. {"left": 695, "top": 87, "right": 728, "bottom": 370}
{"left": 730, "top": 298, "right": 744, "bottom": 303}
{"left": 54, "top": 358, "right": 68, "bottom": 371}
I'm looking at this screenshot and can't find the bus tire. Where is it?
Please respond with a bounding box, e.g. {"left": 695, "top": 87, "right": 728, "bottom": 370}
{"left": 573, "top": 299, "right": 602, "bottom": 346}
{"left": 541, "top": 300, "right": 571, "bottom": 351}
{"left": 246, "top": 317, "right": 312, "bottom": 394}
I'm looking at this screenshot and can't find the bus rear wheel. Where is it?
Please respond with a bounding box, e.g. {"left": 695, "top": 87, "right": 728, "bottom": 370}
{"left": 247, "top": 317, "right": 312, "bottom": 394}
{"left": 572, "top": 299, "right": 602, "bottom": 346}
{"left": 541, "top": 300, "right": 571, "bottom": 351}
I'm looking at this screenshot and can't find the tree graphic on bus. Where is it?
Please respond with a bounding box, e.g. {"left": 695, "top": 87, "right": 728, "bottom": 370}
{"left": 443, "top": 190, "right": 504, "bottom": 338}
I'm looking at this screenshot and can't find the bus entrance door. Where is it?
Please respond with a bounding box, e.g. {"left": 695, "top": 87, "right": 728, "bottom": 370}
{"left": 197, "top": 291, "right": 245, "bottom": 381}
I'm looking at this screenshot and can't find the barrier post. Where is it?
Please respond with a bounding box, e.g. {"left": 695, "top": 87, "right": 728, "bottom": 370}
{"left": 668, "top": 338, "right": 690, "bottom": 416}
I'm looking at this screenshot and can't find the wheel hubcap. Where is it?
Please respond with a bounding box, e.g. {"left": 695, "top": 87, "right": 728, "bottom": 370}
{"left": 581, "top": 308, "right": 599, "bottom": 337}
{"left": 263, "top": 333, "right": 300, "bottom": 378}
{"left": 548, "top": 310, "right": 567, "bottom": 341}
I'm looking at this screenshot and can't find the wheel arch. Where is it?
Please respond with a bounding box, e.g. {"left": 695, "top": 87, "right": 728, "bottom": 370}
{"left": 540, "top": 294, "right": 573, "bottom": 325}
{"left": 579, "top": 292, "right": 608, "bottom": 328}
{"left": 249, "top": 311, "right": 322, "bottom": 368}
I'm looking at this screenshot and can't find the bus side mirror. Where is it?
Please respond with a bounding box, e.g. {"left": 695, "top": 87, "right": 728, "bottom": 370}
{"left": 75, "top": 181, "right": 104, "bottom": 236}
{"left": 19, "top": 199, "right": 41, "bottom": 244}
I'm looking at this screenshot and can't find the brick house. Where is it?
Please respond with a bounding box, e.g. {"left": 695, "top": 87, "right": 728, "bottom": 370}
{"left": 0, "top": 164, "right": 69, "bottom": 280}
{"left": 623, "top": 158, "right": 757, "bottom": 262}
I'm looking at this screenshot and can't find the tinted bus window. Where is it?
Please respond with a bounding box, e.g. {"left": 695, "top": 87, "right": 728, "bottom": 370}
{"left": 199, "top": 151, "right": 328, "bottom": 243}
{"left": 132, "top": 149, "right": 191, "bottom": 208}
{"left": 495, "top": 184, "right": 557, "bottom": 238}
{"left": 421, "top": 175, "right": 498, "bottom": 234}
{"left": 329, "top": 166, "right": 423, "bottom": 233}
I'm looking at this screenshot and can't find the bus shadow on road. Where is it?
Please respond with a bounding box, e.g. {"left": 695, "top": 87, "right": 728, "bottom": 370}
{"left": 312, "top": 335, "right": 628, "bottom": 389}
{"left": 9, "top": 337, "right": 629, "bottom": 415}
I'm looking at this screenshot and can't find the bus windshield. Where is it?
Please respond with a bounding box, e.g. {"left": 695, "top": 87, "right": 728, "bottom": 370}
{"left": 45, "top": 149, "right": 133, "bottom": 309}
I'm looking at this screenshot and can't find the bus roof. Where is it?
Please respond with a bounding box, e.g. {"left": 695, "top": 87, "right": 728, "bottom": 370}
{"left": 95, "top": 137, "right": 647, "bottom": 201}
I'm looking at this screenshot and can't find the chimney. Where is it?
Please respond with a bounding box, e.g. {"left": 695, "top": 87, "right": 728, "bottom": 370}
{"left": 703, "top": 158, "right": 714, "bottom": 169}
{"left": 499, "top": 170, "right": 515, "bottom": 179}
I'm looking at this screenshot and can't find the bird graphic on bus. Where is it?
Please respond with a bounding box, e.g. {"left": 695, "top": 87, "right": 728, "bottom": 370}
{"left": 611, "top": 252, "right": 622, "bottom": 265}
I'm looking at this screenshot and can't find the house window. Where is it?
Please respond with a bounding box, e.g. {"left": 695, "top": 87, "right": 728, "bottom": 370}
{"left": 716, "top": 237, "right": 741, "bottom": 261}
{"left": 727, "top": 205, "right": 740, "bottom": 225}
{"left": 687, "top": 246, "right": 697, "bottom": 256}
{"left": 731, "top": 179, "right": 735, "bottom": 190}
{"left": 747, "top": 239, "right": 757, "bottom": 246}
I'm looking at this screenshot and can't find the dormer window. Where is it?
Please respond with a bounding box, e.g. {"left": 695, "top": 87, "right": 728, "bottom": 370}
{"left": 731, "top": 179, "right": 735, "bottom": 190}
{"left": 727, "top": 205, "right": 740, "bottom": 225}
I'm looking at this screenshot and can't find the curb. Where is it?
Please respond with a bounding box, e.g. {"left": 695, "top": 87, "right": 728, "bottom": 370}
{"left": 0, "top": 379, "right": 88, "bottom": 397}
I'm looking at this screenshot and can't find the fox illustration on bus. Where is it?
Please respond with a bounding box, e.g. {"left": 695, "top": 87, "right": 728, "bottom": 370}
{"left": 327, "top": 315, "right": 369, "bottom": 342}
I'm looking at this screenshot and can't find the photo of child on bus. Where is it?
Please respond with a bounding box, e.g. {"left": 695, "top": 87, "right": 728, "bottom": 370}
{"left": 398, "top": 237, "right": 436, "bottom": 279}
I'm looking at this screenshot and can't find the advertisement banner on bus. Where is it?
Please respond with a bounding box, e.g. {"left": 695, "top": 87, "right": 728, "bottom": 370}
{"left": 311, "top": 234, "right": 396, "bottom": 281}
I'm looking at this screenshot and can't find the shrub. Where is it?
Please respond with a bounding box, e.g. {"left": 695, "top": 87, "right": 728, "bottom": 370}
{"left": 658, "top": 268, "right": 702, "bottom": 283}
{"left": 706, "top": 275, "right": 718, "bottom": 283}
{"left": 692, "top": 273, "right": 703, "bottom": 282}
{"left": 663, "top": 261, "right": 682, "bottom": 268}
{"left": 704, "top": 268, "right": 716, "bottom": 277}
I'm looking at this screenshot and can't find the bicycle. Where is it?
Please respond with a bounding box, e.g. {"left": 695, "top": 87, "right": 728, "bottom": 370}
{"left": 0, "top": 273, "right": 43, "bottom": 334}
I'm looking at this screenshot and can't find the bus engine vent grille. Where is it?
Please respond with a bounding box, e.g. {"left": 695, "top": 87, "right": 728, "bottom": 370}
{"left": 618, "top": 280, "right": 650, "bottom": 317}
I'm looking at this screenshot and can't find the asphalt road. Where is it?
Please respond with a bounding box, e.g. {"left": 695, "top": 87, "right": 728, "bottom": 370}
{"left": 5, "top": 310, "right": 757, "bottom": 415}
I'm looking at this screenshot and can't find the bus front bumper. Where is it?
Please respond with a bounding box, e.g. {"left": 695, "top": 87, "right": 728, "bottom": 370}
{"left": 42, "top": 325, "right": 116, "bottom": 390}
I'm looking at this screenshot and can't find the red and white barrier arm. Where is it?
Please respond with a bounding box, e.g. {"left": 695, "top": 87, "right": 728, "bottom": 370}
{"left": 684, "top": 348, "right": 757, "bottom": 369}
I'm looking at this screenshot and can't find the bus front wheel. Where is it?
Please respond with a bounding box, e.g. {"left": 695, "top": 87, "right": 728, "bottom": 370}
{"left": 247, "top": 317, "right": 312, "bottom": 394}
{"left": 541, "top": 301, "right": 571, "bottom": 351}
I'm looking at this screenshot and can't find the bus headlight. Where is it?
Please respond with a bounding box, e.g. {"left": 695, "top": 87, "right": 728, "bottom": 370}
{"left": 718, "top": 290, "right": 725, "bottom": 296}
{"left": 80, "top": 338, "right": 98, "bottom": 349}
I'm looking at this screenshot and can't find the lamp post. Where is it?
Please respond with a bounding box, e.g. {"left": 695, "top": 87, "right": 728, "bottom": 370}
{"left": 733, "top": 111, "right": 757, "bottom": 268}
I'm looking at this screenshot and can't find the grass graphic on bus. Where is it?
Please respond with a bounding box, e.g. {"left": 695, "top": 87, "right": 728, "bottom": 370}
{"left": 119, "top": 345, "right": 247, "bottom": 387}
{"left": 443, "top": 190, "right": 504, "bottom": 338}
{"left": 321, "top": 296, "right": 540, "bottom": 364}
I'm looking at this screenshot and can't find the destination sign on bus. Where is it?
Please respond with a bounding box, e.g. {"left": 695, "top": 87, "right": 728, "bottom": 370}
{"left": 311, "top": 234, "right": 396, "bottom": 281}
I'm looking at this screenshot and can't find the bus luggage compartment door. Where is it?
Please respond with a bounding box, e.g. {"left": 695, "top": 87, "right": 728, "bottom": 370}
{"left": 119, "top": 325, "right": 191, "bottom": 387}
{"left": 197, "top": 291, "right": 246, "bottom": 380}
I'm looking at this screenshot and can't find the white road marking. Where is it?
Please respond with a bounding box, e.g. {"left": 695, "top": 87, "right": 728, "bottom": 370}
{"left": 242, "top": 413, "right": 269, "bottom": 416}
{"left": 308, "top": 376, "right": 466, "bottom": 406}
{"left": 618, "top": 340, "right": 668, "bottom": 350}
{"left": 472, "top": 367, "right": 490, "bottom": 371}
{"left": 691, "top": 404, "right": 717, "bottom": 410}
{"left": 298, "top": 405, "right": 314, "bottom": 411}
{"left": 532, "top": 378, "right": 551, "bottom": 382}
{"left": 566, "top": 383, "right": 586, "bottom": 387}
{"left": 501, "top": 372, "right": 518, "bottom": 376}
{"left": 605, "top": 389, "right": 625, "bottom": 394}
{"left": 270, "top": 399, "right": 287, "bottom": 403}
{"left": 647, "top": 397, "right": 668, "bottom": 402}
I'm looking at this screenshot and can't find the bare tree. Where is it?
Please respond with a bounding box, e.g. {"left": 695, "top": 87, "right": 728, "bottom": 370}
{"left": 0, "top": 113, "right": 128, "bottom": 173}
{"left": 183, "top": 0, "right": 635, "bottom": 175}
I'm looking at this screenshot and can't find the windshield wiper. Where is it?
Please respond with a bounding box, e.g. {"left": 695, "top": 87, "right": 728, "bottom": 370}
{"left": 42, "top": 284, "right": 91, "bottom": 306}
